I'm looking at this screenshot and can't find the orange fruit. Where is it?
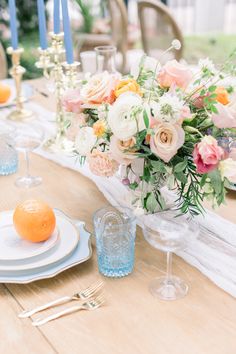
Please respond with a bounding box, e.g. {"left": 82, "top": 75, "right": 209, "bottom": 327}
{"left": 0, "top": 83, "right": 11, "bottom": 103}
{"left": 13, "top": 200, "right": 56, "bottom": 243}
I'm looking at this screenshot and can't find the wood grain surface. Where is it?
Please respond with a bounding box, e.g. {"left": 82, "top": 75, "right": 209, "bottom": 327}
{"left": 0, "top": 80, "right": 236, "bottom": 354}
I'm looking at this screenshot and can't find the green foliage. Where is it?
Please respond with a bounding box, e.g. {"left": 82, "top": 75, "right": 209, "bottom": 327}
{"left": 74, "top": 0, "right": 94, "bottom": 33}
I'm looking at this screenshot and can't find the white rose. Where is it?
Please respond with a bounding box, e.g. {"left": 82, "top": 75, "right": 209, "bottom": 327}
{"left": 219, "top": 158, "right": 236, "bottom": 183}
{"left": 75, "top": 127, "right": 97, "bottom": 156}
{"left": 130, "top": 55, "right": 160, "bottom": 80}
{"left": 108, "top": 93, "right": 145, "bottom": 140}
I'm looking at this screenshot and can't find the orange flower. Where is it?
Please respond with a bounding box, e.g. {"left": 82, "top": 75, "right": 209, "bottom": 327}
{"left": 215, "top": 87, "right": 229, "bottom": 105}
{"left": 114, "top": 78, "right": 142, "bottom": 98}
{"left": 93, "top": 120, "right": 106, "bottom": 138}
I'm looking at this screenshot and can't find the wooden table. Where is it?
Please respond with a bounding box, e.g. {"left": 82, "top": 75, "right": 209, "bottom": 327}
{"left": 1, "top": 80, "right": 236, "bottom": 354}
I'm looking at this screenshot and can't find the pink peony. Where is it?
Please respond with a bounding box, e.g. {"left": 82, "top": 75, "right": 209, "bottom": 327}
{"left": 158, "top": 60, "right": 193, "bottom": 90}
{"left": 193, "top": 136, "right": 224, "bottom": 174}
{"left": 88, "top": 149, "right": 119, "bottom": 177}
{"left": 211, "top": 102, "right": 236, "bottom": 129}
{"left": 110, "top": 135, "right": 138, "bottom": 165}
{"left": 150, "top": 123, "right": 185, "bottom": 163}
{"left": 62, "top": 89, "right": 82, "bottom": 113}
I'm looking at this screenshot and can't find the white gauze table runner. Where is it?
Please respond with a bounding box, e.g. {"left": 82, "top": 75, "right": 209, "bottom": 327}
{"left": 2, "top": 102, "right": 236, "bottom": 297}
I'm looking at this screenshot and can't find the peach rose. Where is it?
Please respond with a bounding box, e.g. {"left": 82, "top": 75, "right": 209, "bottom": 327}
{"left": 81, "top": 71, "right": 118, "bottom": 105}
{"left": 158, "top": 60, "right": 193, "bottom": 89}
{"left": 88, "top": 149, "right": 119, "bottom": 177}
{"left": 62, "top": 89, "right": 82, "bottom": 113}
{"left": 150, "top": 123, "right": 185, "bottom": 162}
{"left": 114, "top": 78, "right": 142, "bottom": 98}
{"left": 193, "top": 136, "right": 224, "bottom": 174}
{"left": 211, "top": 102, "right": 236, "bottom": 128}
{"left": 110, "top": 135, "right": 138, "bottom": 165}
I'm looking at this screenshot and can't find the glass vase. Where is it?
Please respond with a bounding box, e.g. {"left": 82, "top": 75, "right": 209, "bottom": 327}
{"left": 95, "top": 46, "right": 117, "bottom": 74}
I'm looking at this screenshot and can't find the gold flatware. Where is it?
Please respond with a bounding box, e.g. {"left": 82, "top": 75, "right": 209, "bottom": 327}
{"left": 18, "top": 280, "right": 104, "bottom": 319}
{"left": 32, "top": 294, "right": 105, "bottom": 327}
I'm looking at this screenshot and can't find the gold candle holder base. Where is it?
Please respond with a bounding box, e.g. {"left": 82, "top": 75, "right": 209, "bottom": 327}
{"left": 35, "top": 48, "right": 54, "bottom": 79}
{"left": 7, "top": 47, "right": 35, "bottom": 122}
{"left": 63, "top": 61, "right": 80, "bottom": 89}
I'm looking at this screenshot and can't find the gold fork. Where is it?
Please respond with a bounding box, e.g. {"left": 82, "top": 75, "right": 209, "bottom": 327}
{"left": 18, "top": 280, "right": 104, "bottom": 318}
{"left": 32, "top": 294, "right": 105, "bottom": 327}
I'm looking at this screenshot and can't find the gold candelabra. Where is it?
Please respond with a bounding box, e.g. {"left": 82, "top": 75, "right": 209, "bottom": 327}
{"left": 35, "top": 32, "right": 80, "bottom": 148}
{"left": 7, "top": 47, "right": 34, "bottom": 121}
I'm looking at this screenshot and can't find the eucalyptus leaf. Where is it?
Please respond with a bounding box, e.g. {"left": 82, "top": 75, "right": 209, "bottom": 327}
{"left": 143, "top": 110, "right": 149, "bottom": 129}
{"left": 146, "top": 192, "right": 158, "bottom": 213}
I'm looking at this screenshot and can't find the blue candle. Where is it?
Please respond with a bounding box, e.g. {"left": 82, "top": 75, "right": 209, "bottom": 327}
{"left": 8, "top": 0, "right": 18, "bottom": 49}
{"left": 37, "top": 0, "right": 48, "bottom": 50}
{"left": 61, "top": 0, "right": 74, "bottom": 64}
{"left": 54, "top": 0, "right": 60, "bottom": 34}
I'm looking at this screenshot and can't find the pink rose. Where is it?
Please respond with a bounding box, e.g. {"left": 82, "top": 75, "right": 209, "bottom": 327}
{"left": 88, "top": 149, "right": 119, "bottom": 177}
{"left": 150, "top": 123, "right": 185, "bottom": 162}
{"left": 81, "top": 71, "right": 119, "bottom": 105}
{"left": 110, "top": 135, "right": 138, "bottom": 165}
{"left": 229, "top": 147, "right": 236, "bottom": 160}
{"left": 158, "top": 60, "right": 193, "bottom": 89}
{"left": 180, "top": 105, "right": 192, "bottom": 120}
{"left": 193, "top": 136, "right": 224, "bottom": 174}
{"left": 62, "top": 89, "right": 82, "bottom": 113}
{"left": 211, "top": 102, "right": 236, "bottom": 128}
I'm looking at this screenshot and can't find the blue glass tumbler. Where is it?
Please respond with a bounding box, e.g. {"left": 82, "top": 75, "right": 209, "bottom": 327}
{"left": 0, "top": 126, "right": 18, "bottom": 176}
{"left": 93, "top": 206, "right": 136, "bottom": 277}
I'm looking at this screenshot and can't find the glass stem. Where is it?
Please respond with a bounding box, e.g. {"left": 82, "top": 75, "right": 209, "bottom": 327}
{"left": 166, "top": 251, "right": 172, "bottom": 282}
{"left": 25, "top": 150, "right": 30, "bottom": 177}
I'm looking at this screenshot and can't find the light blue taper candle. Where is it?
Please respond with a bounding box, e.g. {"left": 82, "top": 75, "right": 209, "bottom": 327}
{"left": 37, "top": 0, "right": 48, "bottom": 50}
{"left": 8, "top": 0, "right": 18, "bottom": 49}
{"left": 61, "top": 0, "right": 74, "bottom": 64}
{"left": 53, "top": 0, "right": 60, "bottom": 34}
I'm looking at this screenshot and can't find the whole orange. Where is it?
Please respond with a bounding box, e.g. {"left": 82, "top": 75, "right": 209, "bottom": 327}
{"left": 13, "top": 200, "right": 56, "bottom": 243}
{"left": 0, "top": 83, "right": 11, "bottom": 103}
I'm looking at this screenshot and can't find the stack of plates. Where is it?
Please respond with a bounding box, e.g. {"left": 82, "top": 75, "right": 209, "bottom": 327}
{"left": 0, "top": 209, "right": 92, "bottom": 284}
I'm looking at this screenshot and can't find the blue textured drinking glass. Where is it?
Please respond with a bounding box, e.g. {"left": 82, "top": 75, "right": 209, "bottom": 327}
{"left": 93, "top": 206, "right": 136, "bottom": 277}
{"left": 0, "top": 124, "right": 18, "bottom": 176}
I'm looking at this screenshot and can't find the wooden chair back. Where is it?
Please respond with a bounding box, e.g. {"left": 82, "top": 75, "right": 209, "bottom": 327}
{"left": 138, "top": 0, "right": 183, "bottom": 61}
{"left": 0, "top": 42, "right": 7, "bottom": 79}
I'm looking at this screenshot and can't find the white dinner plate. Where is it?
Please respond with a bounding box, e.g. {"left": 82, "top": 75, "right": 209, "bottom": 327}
{"left": 0, "top": 221, "right": 92, "bottom": 284}
{"left": 0, "top": 79, "right": 34, "bottom": 108}
{"left": 0, "top": 220, "right": 59, "bottom": 261}
{"left": 0, "top": 210, "right": 79, "bottom": 272}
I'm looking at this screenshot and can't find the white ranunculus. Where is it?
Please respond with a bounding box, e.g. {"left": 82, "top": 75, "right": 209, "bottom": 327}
{"left": 130, "top": 55, "right": 160, "bottom": 80}
{"left": 219, "top": 158, "right": 236, "bottom": 183}
{"left": 108, "top": 93, "right": 145, "bottom": 140}
{"left": 75, "top": 127, "right": 97, "bottom": 156}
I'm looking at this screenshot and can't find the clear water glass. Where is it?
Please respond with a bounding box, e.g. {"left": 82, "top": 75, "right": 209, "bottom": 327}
{"left": 142, "top": 210, "right": 199, "bottom": 301}
{"left": 93, "top": 206, "right": 136, "bottom": 277}
{"left": 0, "top": 123, "right": 18, "bottom": 176}
{"left": 14, "top": 123, "right": 45, "bottom": 188}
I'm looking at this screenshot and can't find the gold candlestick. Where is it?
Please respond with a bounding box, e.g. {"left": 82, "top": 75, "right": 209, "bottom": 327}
{"left": 35, "top": 48, "right": 53, "bottom": 79}
{"left": 7, "top": 47, "right": 34, "bottom": 121}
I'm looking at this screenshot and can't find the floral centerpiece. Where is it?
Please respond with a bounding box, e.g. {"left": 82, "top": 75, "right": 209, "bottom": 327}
{"left": 63, "top": 41, "right": 236, "bottom": 216}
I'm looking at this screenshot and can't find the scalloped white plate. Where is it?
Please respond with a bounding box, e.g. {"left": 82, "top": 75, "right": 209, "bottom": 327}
{"left": 0, "top": 220, "right": 92, "bottom": 284}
